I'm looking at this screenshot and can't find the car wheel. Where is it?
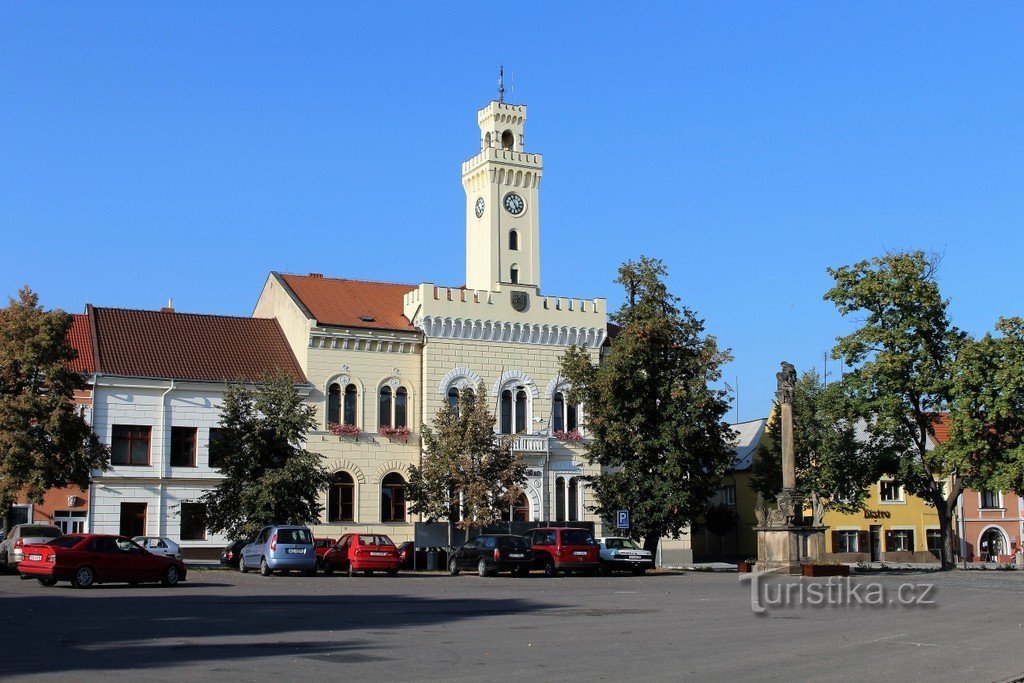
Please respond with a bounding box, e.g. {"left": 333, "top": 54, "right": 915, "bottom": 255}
{"left": 449, "top": 558, "right": 461, "bottom": 576}
{"left": 478, "top": 559, "right": 491, "bottom": 577}
{"left": 259, "top": 557, "right": 271, "bottom": 577}
{"left": 322, "top": 561, "right": 334, "bottom": 576}
{"left": 37, "top": 577, "right": 57, "bottom": 587}
{"left": 162, "top": 565, "right": 181, "bottom": 586}
{"left": 543, "top": 560, "right": 557, "bottom": 577}
{"left": 239, "top": 556, "right": 248, "bottom": 573}
{"left": 348, "top": 564, "right": 356, "bottom": 577}
{"left": 72, "top": 566, "right": 95, "bottom": 589}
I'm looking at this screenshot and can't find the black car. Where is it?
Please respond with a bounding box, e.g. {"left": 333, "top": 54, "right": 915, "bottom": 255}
{"left": 448, "top": 534, "right": 533, "bottom": 577}
{"left": 219, "top": 540, "right": 248, "bottom": 568}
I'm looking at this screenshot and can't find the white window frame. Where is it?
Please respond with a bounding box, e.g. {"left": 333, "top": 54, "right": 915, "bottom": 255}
{"left": 979, "top": 490, "right": 1003, "bottom": 510}
{"left": 53, "top": 510, "right": 87, "bottom": 535}
{"left": 879, "top": 480, "right": 904, "bottom": 503}
{"left": 834, "top": 530, "right": 859, "bottom": 553}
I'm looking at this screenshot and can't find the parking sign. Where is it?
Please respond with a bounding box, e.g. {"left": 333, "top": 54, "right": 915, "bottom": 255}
{"left": 617, "top": 510, "right": 630, "bottom": 529}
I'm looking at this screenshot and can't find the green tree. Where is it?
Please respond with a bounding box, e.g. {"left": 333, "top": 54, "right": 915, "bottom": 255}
{"left": 201, "top": 377, "right": 329, "bottom": 540}
{"left": 0, "top": 287, "right": 107, "bottom": 522}
{"left": 560, "top": 256, "right": 735, "bottom": 555}
{"left": 407, "top": 385, "right": 526, "bottom": 545}
{"left": 824, "top": 251, "right": 970, "bottom": 569}
{"left": 749, "top": 370, "right": 883, "bottom": 525}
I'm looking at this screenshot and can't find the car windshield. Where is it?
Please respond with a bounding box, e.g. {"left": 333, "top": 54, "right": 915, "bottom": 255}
{"left": 359, "top": 535, "right": 394, "bottom": 547}
{"left": 498, "top": 536, "right": 529, "bottom": 549}
{"left": 23, "top": 526, "right": 61, "bottom": 538}
{"left": 607, "top": 538, "right": 640, "bottom": 549}
{"left": 116, "top": 538, "right": 145, "bottom": 553}
{"left": 562, "top": 530, "right": 595, "bottom": 546}
{"left": 277, "top": 528, "right": 312, "bottom": 544}
{"left": 47, "top": 536, "right": 82, "bottom": 548}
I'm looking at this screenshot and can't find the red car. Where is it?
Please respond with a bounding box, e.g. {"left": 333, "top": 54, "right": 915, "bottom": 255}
{"left": 314, "top": 537, "right": 335, "bottom": 566}
{"left": 322, "top": 533, "right": 400, "bottom": 577}
{"left": 523, "top": 527, "right": 600, "bottom": 576}
{"left": 17, "top": 534, "right": 187, "bottom": 589}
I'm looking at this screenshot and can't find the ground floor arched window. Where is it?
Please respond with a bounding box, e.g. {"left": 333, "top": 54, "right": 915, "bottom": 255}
{"left": 381, "top": 472, "right": 407, "bottom": 522}
{"left": 981, "top": 527, "right": 1006, "bottom": 562}
{"left": 327, "top": 471, "right": 354, "bottom": 522}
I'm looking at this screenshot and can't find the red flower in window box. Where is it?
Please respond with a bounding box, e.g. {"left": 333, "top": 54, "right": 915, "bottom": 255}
{"left": 552, "top": 429, "right": 582, "bottom": 442}
{"left": 378, "top": 426, "right": 411, "bottom": 443}
{"left": 328, "top": 422, "right": 361, "bottom": 437}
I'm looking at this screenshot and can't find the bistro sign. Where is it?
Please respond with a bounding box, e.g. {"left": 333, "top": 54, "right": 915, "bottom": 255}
{"left": 863, "top": 509, "right": 892, "bottom": 520}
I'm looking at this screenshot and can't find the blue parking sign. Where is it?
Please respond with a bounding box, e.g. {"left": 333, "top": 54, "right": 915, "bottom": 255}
{"left": 617, "top": 510, "right": 630, "bottom": 529}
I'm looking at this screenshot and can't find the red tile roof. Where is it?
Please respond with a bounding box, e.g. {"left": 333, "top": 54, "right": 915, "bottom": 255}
{"left": 277, "top": 273, "right": 416, "bottom": 332}
{"left": 930, "top": 413, "right": 950, "bottom": 444}
{"left": 66, "top": 313, "right": 95, "bottom": 374}
{"left": 90, "top": 306, "right": 305, "bottom": 383}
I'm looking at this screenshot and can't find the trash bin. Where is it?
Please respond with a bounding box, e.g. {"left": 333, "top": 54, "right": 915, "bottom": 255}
{"left": 427, "top": 549, "right": 439, "bottom": 571}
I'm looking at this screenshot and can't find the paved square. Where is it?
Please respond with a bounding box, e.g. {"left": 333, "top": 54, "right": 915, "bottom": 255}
{"left": 1, "top": 568, "right": 1022, "bottom": 681}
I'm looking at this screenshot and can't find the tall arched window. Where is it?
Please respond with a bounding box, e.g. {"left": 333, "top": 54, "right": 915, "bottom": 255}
{"left": 513, "top": 493, "right": 529, "bottom": 521}
{"left": 567, "top": 403, "right": 578, "bottom": 431}
{"left": 447, "top": 387, "right": 460, "bottom": 414}
{"left": 327, "top": 472, "right": 354, "bottom": 522}
{"left": 555, "top": 477, "right": 566, "bottom": 522}
{"left": 515, "top": 390, "right": 527, "bottom": 434}
{"left": 552, "top": 392, "right": 565, "bottom": 432}
{"left": 381, "top": 472, "right": 406, "bottom": 522}
{"left": 343, "top": 384, "right": 357, "bottom": 426}
{"left": 568, "top": 478, "right": 579, "bottom": 522}
{"left": 509, "top": 230, "right": 519, "bottom": 251}
{"left": 395, "top": 387, "right": 408, "bottom": 428}
{"left": 379, "top": 387, "right": 393, "bottom": 428}
{"left": 327, "top": 384, "right": 341, "bottom": 425}
{"left": 500, "top": 390, "right": 513, "bottom": 434}
{"left": 510, "top": 265, "right": 519, "bottom": 284}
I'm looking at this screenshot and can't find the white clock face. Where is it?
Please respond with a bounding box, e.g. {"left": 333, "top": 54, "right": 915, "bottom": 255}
{"left": 503, "top": 192, "right": 525, "bottom": 216}
{"left": 475, "top": 197, "right": 485, "bottom": 218}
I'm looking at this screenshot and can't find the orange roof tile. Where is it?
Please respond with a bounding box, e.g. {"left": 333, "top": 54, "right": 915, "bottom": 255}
{"left": 66, "top": 313, "right": 95, "bottom": 374}
{"left": 931, "top": 413, "right": 950, "bottom": 444}
{"left": 277, "top": 273, "right": 416, "bottom": 332}
{"left": 91, "top": 307, "right": 305, "bottom": 383}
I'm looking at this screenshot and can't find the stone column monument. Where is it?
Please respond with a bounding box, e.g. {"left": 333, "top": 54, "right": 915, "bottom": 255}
{"left": 755, "top": 362, "right": 827, "bottom": 574}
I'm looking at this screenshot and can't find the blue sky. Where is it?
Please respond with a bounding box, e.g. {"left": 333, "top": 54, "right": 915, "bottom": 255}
{"left": 2, "top": 3, "right": 1021, "bottom": 421}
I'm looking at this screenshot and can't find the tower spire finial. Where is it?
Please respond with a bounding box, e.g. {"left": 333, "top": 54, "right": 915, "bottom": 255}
{"left": 498, "top": 64, "right": 505, "bottom": 103}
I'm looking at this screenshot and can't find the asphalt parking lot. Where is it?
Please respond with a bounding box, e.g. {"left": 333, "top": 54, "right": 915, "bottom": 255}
{"left": 1, "top": 567, "right": 1023, "bottom": 682}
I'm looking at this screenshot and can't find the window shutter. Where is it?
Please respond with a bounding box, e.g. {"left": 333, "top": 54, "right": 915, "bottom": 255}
{"left": 831, "top": 531, "right": 841, "bottom": 550}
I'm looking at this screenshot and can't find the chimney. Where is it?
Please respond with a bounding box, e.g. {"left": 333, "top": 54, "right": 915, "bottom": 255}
{"left": 308, "top": 272, "right": 324, "bottom": 278}
{"left": 161, "top": 297, "right": 174, "bottom": 314}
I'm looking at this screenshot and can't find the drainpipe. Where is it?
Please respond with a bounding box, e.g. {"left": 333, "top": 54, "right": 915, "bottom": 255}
{"left": 957, "top": 492, "right": 967, "bottom": 569}
{"left": 158, "top": 380, "right": 176, "bottom": 536}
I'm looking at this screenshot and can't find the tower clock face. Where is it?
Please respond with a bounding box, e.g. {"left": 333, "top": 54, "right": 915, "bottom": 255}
{"left": 503, "top": 192, "right": 525, "bottom": 216}
{"left": 475, "top": 197, "right": 485, "bottom": 218}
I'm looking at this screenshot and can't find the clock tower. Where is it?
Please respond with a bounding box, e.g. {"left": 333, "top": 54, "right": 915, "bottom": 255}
{"left": 462, "top": 100, "right": 543, "bottom": 292}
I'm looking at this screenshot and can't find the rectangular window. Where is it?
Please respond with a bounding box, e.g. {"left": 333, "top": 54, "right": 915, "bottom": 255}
{"left": 886, "top": 529, "right": 914, "bottom": 553}
{"left": 879, "top": 480, "right": 903, "bottom": 502}
{"left": 112, "top": 425, "right": 151, "bottom": 466}
{"left": 208, "top": 428, "right": 226, "bottom": 469}
{"left": 119, "top": 502, "right": 147, "bottom": 538}
{"left": 832, "top": 530, "right": 859, "bottom": 553}
{"left": 926, "top": 529, "right": 942, "bottom": 553}
{"left": 53, "top": 511, "right": 87, "bottom": 534}
{"left": 712, "top": 485, "right": 736, "bottom": 506}
{"left": 180, "top": 502, "right": 207, "bottom": 541}
{"left": 980, "top": 490, "right": 1001, "bottom": 509}
{"left": 170, "top": 427, "right": 197, "bottom": 467}
{"left": 9, "top": 505, "right": 31, "bottom": 527}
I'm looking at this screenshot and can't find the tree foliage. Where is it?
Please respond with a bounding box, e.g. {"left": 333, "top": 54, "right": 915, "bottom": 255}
{"left": 749, "top": 370, "right": 882, "bottom": 524}
{"left": 201, "top": 377, "right": 328, "bottom": 540}
{"left": 560, "top": 257, "right": 735, "bottom": 554}
{"left": 0, "top": 287, "right": 107, "bottom": 514}
{"left": 824, "top": 251, "right": 971, "bottom": 568}
{"left": 407, "top": 384, "right": 526, "bottom": 534}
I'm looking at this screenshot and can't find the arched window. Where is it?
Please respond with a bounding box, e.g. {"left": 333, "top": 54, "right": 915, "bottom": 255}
{"left": 513, "top": 493, "right": 529, "bottom": 521}
{"left": 327, "top": 472, "right": 354, "bottom": 522}
{"left": 568, "top": 478, "right": 579, "bottom": 522}
{"left": 515, "top": 390, "right": 527, "bottom": 434}
{"left": 395, "top": 387, "right": 408, "bottom": 428}
{"left": 552, "top": 392, "right": 565, "bottom": 432}
{"left": 500, "top": 388, "right": 529, "bottom": 434}
{"left": 378, "top": 386, "right": 392, "bottom": 428}
{"left": 327, "top": 384, "right": 341, "bottom": 426}
{"left": 500, "top": 390, "right": 513, "bottom": 434}
{"left": 447, "top": 387, "right": 460, "bottom": 414}
{"left": 555, "top": 477, "right": 566, "bottom": 522}
{"left": 501, "top": 129, "right": 514, "bottom": 149}
{"left": 509, "top": 230, "right": 519, "bottom": 251}
{"left": 343, "top": 384, "right": 357, "bottom": 426}
{"left": 381, "top": 472, "right": 406, "bottom": 522}
{"left": 510, "top": 265, "right": 519, "bottom": 284}
{"left": 567, "top": 403, "right": 578, "bottom": 431}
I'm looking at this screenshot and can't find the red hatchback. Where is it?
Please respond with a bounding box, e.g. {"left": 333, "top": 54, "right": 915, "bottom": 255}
{"left": 322, "top": 533, "right": 400, "bottom": 577}
{"left": 314, "top": 537, "right": 335, "bottom": 566}
{"left": 523, "top": 527, "right": 600, "bottom": 576}
{"left": 18, "top": 534, "right": 187, "bottom": 589}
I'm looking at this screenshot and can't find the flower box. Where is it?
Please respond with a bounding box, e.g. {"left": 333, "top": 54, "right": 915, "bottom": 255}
{"left": 801, "top": 563, "right": 850, "bottom": 577}
{"left": 552, "top": 429, "right": 582, "bottom": 442}
{"left": 737, "top": 561, "right": 754, "bottom": 573}
{"left": 378, "top": 426, "right": 411, "bottom": 443}
{"left": 327, "top": 423, "right": 361, "bottom": 437}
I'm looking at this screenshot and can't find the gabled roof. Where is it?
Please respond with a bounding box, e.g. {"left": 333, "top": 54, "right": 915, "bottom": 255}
{"left": 730, "top": 418, "right": 767, "bottom": 471}
{"left": 66, "top": 313, "right": 95, "bottom": 374}
{"left": 930, "top": 413, "right": 950, "bottom": 444}
{"left": 276, "top": 272, "right": 416, "bottom": 332}
{"left": 88, "top": 306, "right": 305, "bottom": 383}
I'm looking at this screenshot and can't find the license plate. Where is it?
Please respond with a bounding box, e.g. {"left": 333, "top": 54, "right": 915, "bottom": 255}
{"left": 509, "top": 553, "right": 524, "bottom": 558}
{"left": 370, "top": 551, "right": 388, "bottom": 557}
{"left": 573, "top": 551, "right": 588, "bottom": 556}
{"left": 28, "top": 554, "right": 42, "bottom": 561}
{"left": 287, "top": 548, "right": 305, "bottom": 555}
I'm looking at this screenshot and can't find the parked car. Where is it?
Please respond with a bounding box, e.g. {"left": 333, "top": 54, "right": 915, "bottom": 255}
{"left": 239, "top": 525, "right": 317, "bottom": 576}
{"left": 396, "top": 541, "right": 414, "bottom": 568}
{"left": 448, "top": 535, "right": 533, "bottom": 577}
{"left": 597, "top": 537, "right": 654, "bottom": 575}
{"left": 133, "top": 536, "right": 183, "bottom": 560}
{"left": 314, "top": 537, "right": 335, "bottom": 566}
{"left": 17, "top": 534, "right": 187, "bottom": 588}
{"left": 1, "top": 524, "right": 62, "bottom": 569}
{"left": 523, "top": 527, "right": 600, "bottom": 576}
{"left": 220, "top": 539, "right": 248, "bottom": 568}
{"left": 322, "top": 533, "right": 399, "bottom": 577}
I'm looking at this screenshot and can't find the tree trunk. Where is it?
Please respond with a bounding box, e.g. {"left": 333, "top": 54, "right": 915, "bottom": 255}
{"left": 642, "top": 532, "right": 661, "bottom": 560}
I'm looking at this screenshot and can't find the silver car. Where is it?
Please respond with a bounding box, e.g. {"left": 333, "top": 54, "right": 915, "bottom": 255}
{"left": 133, "top": 536, "right": 183, "bottom": 560}
{"left": 597, "top": 536, "right": 655, "bottom": 575}
{"left": 1, "top": 524, "right": 63, "bottom": 568}
{"left": 239, "top": 525, "right": 316, "bottom": 576}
